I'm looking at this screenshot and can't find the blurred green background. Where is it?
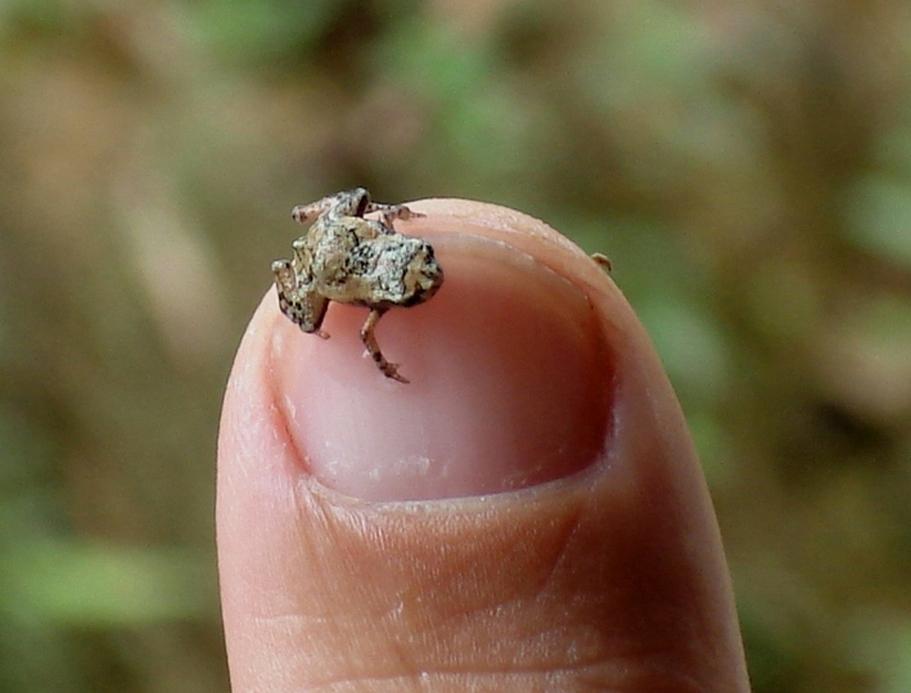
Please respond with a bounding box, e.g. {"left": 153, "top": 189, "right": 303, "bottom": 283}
{"left": 1, "top": 1, "right": 910, "bottom": 691}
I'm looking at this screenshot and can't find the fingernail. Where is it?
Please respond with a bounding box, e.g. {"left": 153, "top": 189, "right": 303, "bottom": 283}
{"left": 270, "top": 221, "right": 612, "bottom": 501}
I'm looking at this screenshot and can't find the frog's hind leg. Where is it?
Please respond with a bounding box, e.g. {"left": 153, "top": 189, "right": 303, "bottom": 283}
{"left": 271, "top": 260, "right": 330, "bottom": 338}
{"left": 360, "top": 308, "right": 408, "bottom": 383}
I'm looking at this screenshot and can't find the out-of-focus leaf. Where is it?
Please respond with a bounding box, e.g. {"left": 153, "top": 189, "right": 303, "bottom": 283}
{"left": 847, "top": 614, "right": 911, "bottom": 693}
{"left": 0, "top": 407, "right": 51, "bottom": 486}
{"left": 0, "top": 541, "right": 212, "bottom": 627}
{"left": 845, "top": 176, "right": 911, "bottom": 268}
{"left": 0, "top": 0, "right": 69, "bottom": 38}
{"left": 186, "top": 0, "right": 339, "bottom": 62}
{"left": 816, "top": 295, "right": 911, "bottom": 422}
{"left": 373, "top": 17, "right": 493, "bottom": 102}
{"left": 575, "top": 1, "right": 713, "bottom": 110}
{"left": 637, "top": 293, "right": 732, "bottom": 402}
{"left": 738, "top": 599, "right": 804, "bottom": 693}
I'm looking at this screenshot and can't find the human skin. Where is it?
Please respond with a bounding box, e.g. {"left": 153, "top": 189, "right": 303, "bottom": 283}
{"left": 217, "top": 199, "right": 750, "bottom": 691}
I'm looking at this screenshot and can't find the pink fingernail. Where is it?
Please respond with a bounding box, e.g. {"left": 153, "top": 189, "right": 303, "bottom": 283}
{"left": 270, "top": 231, "right": 612, "bottom": 501}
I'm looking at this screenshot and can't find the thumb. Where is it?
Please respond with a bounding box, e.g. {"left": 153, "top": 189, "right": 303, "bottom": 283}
{"left": 217, "top": 199, "right": 749, "bottom": 691}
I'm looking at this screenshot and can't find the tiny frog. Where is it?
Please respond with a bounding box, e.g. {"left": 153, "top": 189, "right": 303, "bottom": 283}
{"left": 272, "top": 188, "right": 443, "bottom": 383}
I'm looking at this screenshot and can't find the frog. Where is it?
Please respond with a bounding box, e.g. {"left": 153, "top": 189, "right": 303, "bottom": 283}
{"left": 272, "top": 188, "right": 444, "bottom": 383}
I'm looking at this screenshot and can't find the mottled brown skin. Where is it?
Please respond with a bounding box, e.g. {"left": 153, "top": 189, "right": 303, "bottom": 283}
{"left": 272, "top": 188, "right": 444, "bottom": 383}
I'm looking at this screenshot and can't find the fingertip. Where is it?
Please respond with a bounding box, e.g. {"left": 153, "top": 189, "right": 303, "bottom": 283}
{"left": 217, "top": 198, "right": 749, "bottom": 691}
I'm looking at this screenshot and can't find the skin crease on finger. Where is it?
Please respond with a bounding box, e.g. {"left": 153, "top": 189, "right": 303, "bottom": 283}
{"left": 217, "top": 199, "right": 750, "bottom": 691}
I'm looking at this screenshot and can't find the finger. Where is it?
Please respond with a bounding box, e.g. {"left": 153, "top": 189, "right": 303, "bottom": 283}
{"left": 217, "top": 199, "right": 749, "bottom": 691}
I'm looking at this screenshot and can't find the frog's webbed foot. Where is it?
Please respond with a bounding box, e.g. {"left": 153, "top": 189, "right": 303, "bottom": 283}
{"left": 360, "top": 308, "right": 408, "bottom": 383}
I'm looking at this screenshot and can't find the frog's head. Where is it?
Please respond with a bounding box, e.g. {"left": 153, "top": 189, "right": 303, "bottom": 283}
{"left": 403, "top": 240, "right": 444, "bottom": 306}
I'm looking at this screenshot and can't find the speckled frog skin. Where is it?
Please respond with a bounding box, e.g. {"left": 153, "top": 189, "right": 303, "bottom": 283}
{"left": 272, "top": 188, "right": 444, "bottom": 383}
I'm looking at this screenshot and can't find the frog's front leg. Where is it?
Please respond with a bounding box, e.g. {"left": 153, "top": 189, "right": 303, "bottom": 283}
{"left": 360, "top": 308, "right": 408, "bottom": 383}
{"left": 272, "top": 259, "right": 330, "bottom": 338}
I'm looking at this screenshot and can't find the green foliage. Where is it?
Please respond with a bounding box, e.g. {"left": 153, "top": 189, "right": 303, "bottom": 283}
{"left": 1, "top": 541, "right": 210, "bottom": 626}
{"left": 847, "top": 175, "right": 911, "bottom": 268}
{"left": 186, "top": 0, "right": 340, "bottom": 63}
{"left": 2, "top": 1, "right": 911, "bottom": 690}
